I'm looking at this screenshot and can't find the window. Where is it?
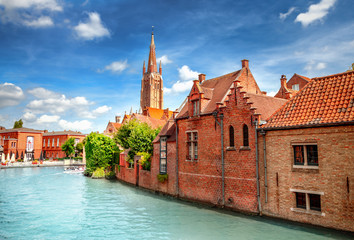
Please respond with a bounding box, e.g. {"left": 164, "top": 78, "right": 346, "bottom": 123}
{"left": 43, "top": 139, "right": 45, "bottom": 147}
{"left": 293, "top": 144, "right": 318, "bottom": 166}
{"left": 48, "top": 139, "right": 50, "bottom": 147}
{"left": 229, "top": 126, "right": 235, "bottom": 147}
{"left": 57, "top": 138, "right": 59, "bottom": 147}
{"left": 293, "top": 190, "right": 322, "bottom": 212}
{"left": 52, "top": 138, "right": 54, "bottom": 147}
{"left": 187, "top": 132, "right": 198, "bottom": 160}
{"left": 193, "top": 100, "right": 200, "bottom": 116}
{"left": 292, "top": 84, "right": 299, "bottom": 91}
{"left": 243, "top": 124, "right": 249, "bottom": 147}
{"left": 160, "top": 137, "right": 167, "bottom": 174}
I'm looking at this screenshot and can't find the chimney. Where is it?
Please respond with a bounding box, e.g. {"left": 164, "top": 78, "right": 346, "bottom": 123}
{"left": 198, "top": 74, "right": 206, "bottom": 83}
{"left": 241, "top": 59, "right": 249, "bottom": 68}
{"left": 115, "top": 116, "right": 121, "bottom": 123}
{"left": 280, "top": 75, "right": 287, "bottom": 87}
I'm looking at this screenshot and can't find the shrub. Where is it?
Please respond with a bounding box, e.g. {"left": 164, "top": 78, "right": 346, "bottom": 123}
{"left": 137, "top": 152, "right": 151, "bottom": 171}
{"left": 91, "top": 167, "right": 105, "bottom": 179}
{"left": 105, "top": 171, "right": 116, "bottom": 180}
{"left": 157, "top": 174, "right": 168, "bottom": 183}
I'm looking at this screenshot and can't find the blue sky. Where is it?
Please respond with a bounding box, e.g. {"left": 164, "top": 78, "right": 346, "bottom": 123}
{"left": 0, "top": 0, "right": 353, "bottom": 132}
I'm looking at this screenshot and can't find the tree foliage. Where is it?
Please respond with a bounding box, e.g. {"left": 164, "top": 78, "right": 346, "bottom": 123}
{"left": 75, "top": 142, "right": 84, "bottom": 155}
{"left": 85, "top": 132, "right": 120, "bottom": 173}
{"left": 13, "top": 119, "right": 23, "bottom": 128}
{"left": 61, "top": 137, "right": 75, "bottom": 158}
{"left": 114, "top": 119, "right": 160, "bottom": 160}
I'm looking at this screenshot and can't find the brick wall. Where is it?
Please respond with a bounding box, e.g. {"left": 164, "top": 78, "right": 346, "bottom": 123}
{"left": 258, "top": 125, "right": 354, "bottom": 231}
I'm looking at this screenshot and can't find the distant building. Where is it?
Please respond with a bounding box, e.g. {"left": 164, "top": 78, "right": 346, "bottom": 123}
{"left": 0, "top": 128, "right": 44, "bottom": 161}
{"left": 259, "top": 70, "right": 354, "bottom": 231}
{"left": 104, "top": 116, "right": 122, "bottom": 136}
{"left": 274, "top": 74, "right": 311, "bottom": 99}
{"left": 42, "top": 130, "right": 85, "bottom": 159}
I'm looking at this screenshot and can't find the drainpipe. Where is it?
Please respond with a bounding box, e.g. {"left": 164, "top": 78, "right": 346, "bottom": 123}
{"left": 175, "top": 119, "right": 179, "bottom": 196}
{"left": 213, "top": 112, "right": 224, "bottom": 207}
{"left": 260, "top": 129, "right": 268, "bottom": 203}
{"left": 254, "top": 121, "right": 262, "bottom": 214}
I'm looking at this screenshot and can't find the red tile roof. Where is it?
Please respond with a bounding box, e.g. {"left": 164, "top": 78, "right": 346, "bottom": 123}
{"left": 153, "top": 119, "right": 176, "bottom": 143}
{"left": 111, "top": 122, "right": 121, "bottom": 129}
{"left": 263, "top": 70, "right": 354, "bottom": 129}
{"left": 145, "top": 107, "right": 173, "bottom": 120}
{"left": 131, "top": 113, "right": 166, "bottom": 129}
{"left": 0, "top": 127, "right": 43, "bottom": 134}
{"left": 43, "top": 130, "right": 85, "bottom": 136}
{"left": 246, "top": 93, "right": 287, "bottom": 120}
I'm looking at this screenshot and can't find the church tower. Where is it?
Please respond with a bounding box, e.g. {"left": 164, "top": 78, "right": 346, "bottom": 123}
{"left": 140, "top": 31, "right": 163, "bottom": 110}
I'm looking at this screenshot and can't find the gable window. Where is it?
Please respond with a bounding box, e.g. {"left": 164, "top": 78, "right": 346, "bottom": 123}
{"left": 291, "top": 189, "right": 323, "bottom": 214}
{"left": 160, "top": 137, "right": 167, "bottom": 174}
{"left": 292, "top": 84, "right": 299, "bottom": 91}
{"left": 293, "top": 144, "right": 318, "bottom": 167}
{"left": 193, "top": 100, "right": 200, "bottom": 116}
{"left": 229, "top": 126, "right": 235, "bottom": 147}
{"left": 187, "top": 131, "right": 198, "bottom": 160}
{"left": 243, "top": 124, "right": 249, "bottom": 147}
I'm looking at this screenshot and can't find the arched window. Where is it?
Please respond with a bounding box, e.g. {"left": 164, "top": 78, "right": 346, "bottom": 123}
{"left": 229, "top": 126, "right": 235, "bottom": 147}
{"left": 243, "top": 124, "right": 249, "bottom": 147}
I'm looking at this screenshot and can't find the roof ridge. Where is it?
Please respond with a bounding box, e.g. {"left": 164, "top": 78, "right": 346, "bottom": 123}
{"left": 313, "top": 70, "right": 354, "bottom": 80}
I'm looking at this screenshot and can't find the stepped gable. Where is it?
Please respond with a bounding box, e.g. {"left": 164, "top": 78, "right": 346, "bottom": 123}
{"left": 263, "top": 70, "right": 354, "bottom": 129}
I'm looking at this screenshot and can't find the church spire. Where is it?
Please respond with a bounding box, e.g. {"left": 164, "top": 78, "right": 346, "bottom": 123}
{"left": 143, "top": 61, "right": 146, "bottom": 75}
{"left": 148, "top": 30, "right": 157, "bottom": 73}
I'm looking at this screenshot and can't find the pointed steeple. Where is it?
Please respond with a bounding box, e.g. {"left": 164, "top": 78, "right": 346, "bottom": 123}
{"left": 148, "top": 30, "right": 157, "bottom": 73}
{"left": 143, "top": 61, "right": 146, "bottom": 75}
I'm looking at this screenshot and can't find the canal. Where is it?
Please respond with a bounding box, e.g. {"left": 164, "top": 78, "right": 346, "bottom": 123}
{"left": 0, "top": 167, "right": 351, "bottom": 240}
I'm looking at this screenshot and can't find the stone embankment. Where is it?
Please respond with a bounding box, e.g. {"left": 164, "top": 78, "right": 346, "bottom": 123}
{"left": 0, "top": 159, "right": 85, "bottom": 169}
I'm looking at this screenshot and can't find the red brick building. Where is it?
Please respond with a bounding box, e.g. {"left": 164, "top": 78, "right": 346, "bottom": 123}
{"left": 42, "top": 130, "right": 85, "bottom": 159}
{"left": 258, "top": 70, "right": 354, "bottom": 231}
{"left": 274, "top": 74, "right": 311, "bottom": 99}
{"left": 104, "top": 116, "right": 122, "bottom": 136}
{"left": 0, "top": 128, "right": 43, "bottom": 161}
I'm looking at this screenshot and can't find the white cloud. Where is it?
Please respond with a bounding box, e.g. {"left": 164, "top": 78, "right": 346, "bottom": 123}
{"left": 23, "top": 16, "right": 54, "bottom": 28}
{"left": 178, "top": 65, "right": 200, "bottom": 81}
{"left": 0, "top": 82, "right": 25, "bottom": 108}
{"left": 295, "top": 0, "right": 336, "bottom": 27}
{"left": 81, "top": 0, "right": 89, "bottom": 6}
{"left": 157, "top": 55, "right": 172, "bottom": 64}
{"left": 99, "top": 60, "right": 128, "bottom": 74}
{"left": 36, "top": 114, "right": 60, "bottom": 124}
{"left": 58, "top": 119, "right": 92, "bottom": 131}
{"left": 304, "top": 61, "right": 327, "bottom": 72}
{"left": 74, "top": 12, "right": 110, "bottom": 40}
{"left": 28, "top": 87, "right": 61, "bottom": 99}
{"left": 0, "top": 0, "right": 62, "bottom": 27}
{"left": 280, "top": 7, "right": 296, "bottom": 20}
{"left": 22, "top": 112, "right": 37, "bottom": 122}
{"left": 92, "top": 105, "right": 111, "bottom": 115}
{"left": 0, "top": 0, "right": 62, "bottom": 11}
{"left": 164, "top": 65, "right": 200, "bottom": 95}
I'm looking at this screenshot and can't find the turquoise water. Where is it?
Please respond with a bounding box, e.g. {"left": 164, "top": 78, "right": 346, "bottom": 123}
{"left": 0, "top": 167, "right": 351, "bottom": 240}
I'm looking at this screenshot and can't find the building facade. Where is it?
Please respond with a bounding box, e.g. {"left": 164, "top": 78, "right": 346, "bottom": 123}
{"left": 258, "top": 70, "right": 354, "bottom": 231}
{"left": 42, "top": 130, "right": 85, "bottom": 159}
{"left": 0, "top": 128, "right": 43, "bottom": 161}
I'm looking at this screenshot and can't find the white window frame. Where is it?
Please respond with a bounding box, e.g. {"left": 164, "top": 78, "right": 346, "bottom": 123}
{"left": 292, "top": 84, "right": 299, "bottom": 91}
{"left": 160, "top": 136, "right": 167, "bottom": 174}
{"left": 193, "top": 100, "right": 200, "bottom": 116}
{"left": 186, "top": 131, "right": 198, "bottom": 161}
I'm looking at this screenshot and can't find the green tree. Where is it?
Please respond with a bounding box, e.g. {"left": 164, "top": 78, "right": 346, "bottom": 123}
{"left": 114, "top": 119, "right": 160, "bottom": 161}
{"left": 75, "top": 142, "right": 84, "bottom": 156}
{"left": 61, "top": 137, "right": 75, "bottom": 159}
{"left": 13, "top": 119, "right": 23, "bottom": 128}
{"left": 85, "top": 132, "right": 120, "bottom": 175}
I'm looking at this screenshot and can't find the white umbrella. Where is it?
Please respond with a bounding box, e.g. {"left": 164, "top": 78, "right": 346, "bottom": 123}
{"left": 1, "top": 153, "right": 5, "bottom": 163}
{"left": 11, "top": 153, "right": 15, "bottom": 162}
{"left": 24, "top": 154, "right": 27, "bottom": 162}
{"left": 6, "top": 153, "right": 9, "bottom": 161}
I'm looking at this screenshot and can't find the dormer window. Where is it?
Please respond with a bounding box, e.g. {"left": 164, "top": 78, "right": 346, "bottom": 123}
{"left": 193, "top": 100, "right": 200, "bottom": 116}
{"left": 292, "top": 84, "right": 299, "bottom": 91}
